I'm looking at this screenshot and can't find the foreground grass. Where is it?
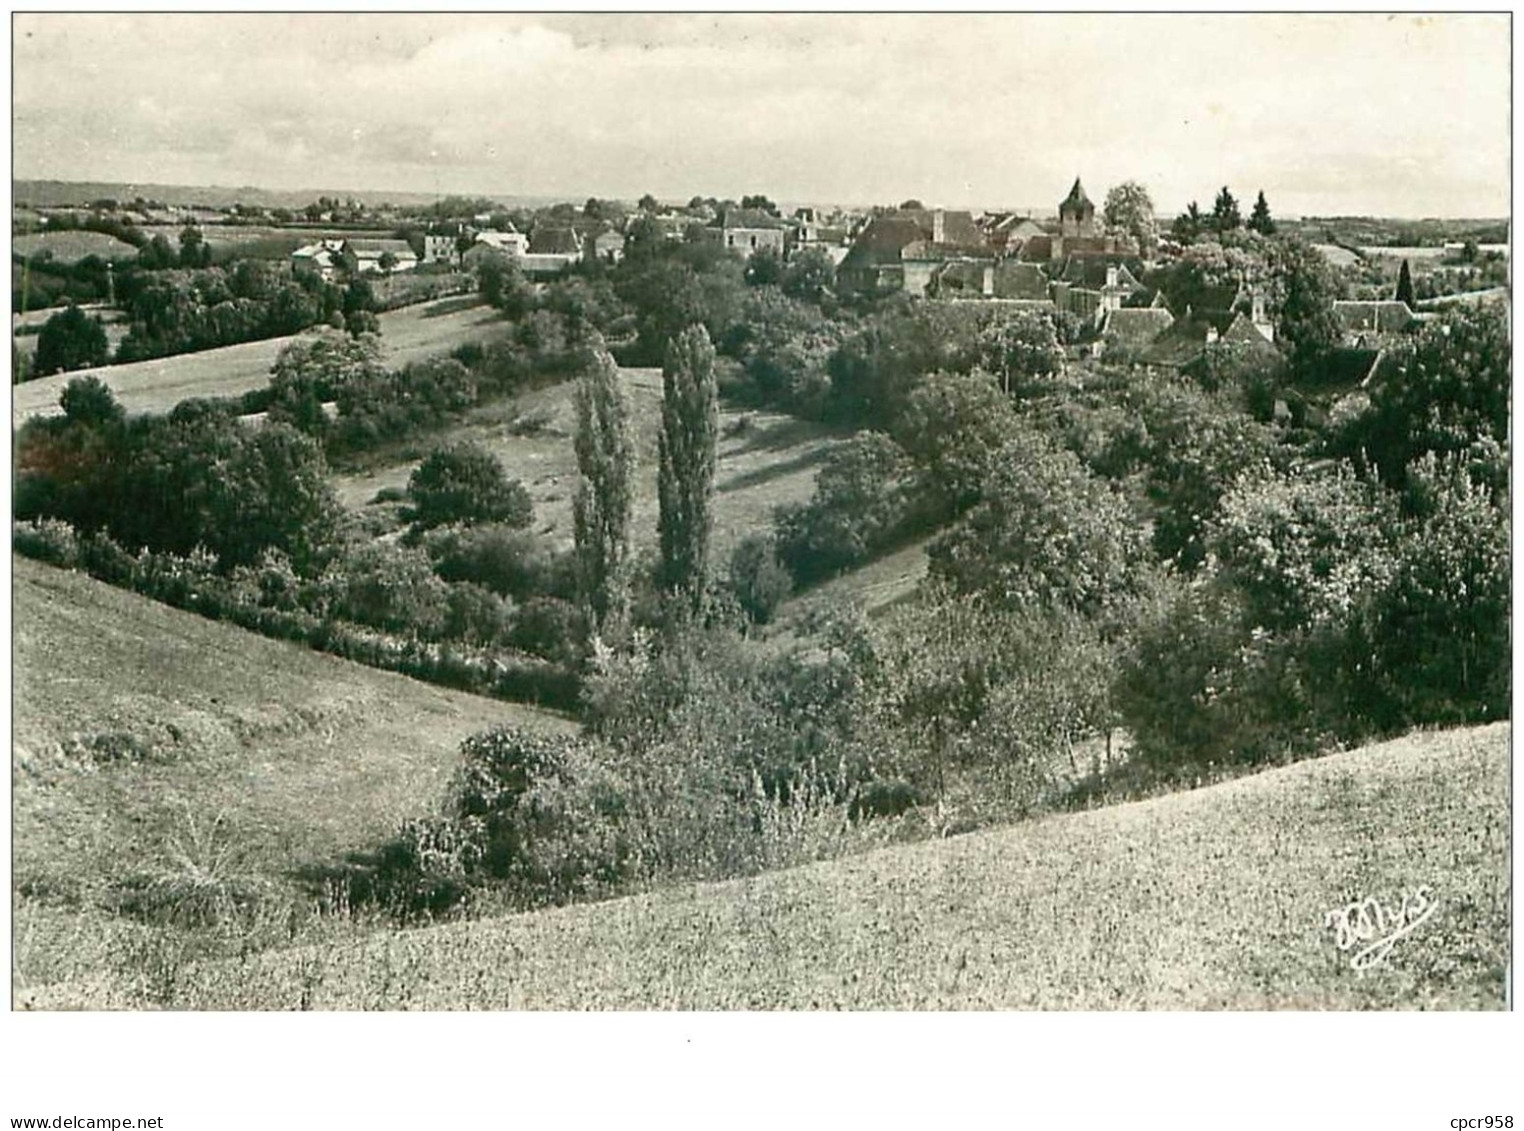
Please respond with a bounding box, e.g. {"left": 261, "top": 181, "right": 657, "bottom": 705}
{"left": 12, "top": 555, "right": 572, "bottom": 996}
{"left": 24, "top": 722, "right": 1507, "bottom": 1010}
{"left": 11, "top": 296, "right": 514, "bottom": 425}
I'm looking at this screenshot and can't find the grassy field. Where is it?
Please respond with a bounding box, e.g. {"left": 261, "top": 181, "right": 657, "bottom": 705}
{"left": 13, "top": 229, "right": 140, "bottom": 264}
{"left": 22, "top": 720, "right": 1507, "bottom": 1010}
{"left": 12, "top": 296, "right": 514, "bottom": 425}
{"left": 333, "top": 369, "right": 850, "bottom": 568}
{"left": 11, "top": 554, "right": 573, "bottom": 1000}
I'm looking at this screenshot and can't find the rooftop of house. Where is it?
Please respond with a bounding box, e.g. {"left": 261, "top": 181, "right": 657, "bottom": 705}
{"left": 719, "top": 207, "right": 790, "bottom": 230}
{"left": 1333, "top": 300, "right": 1418, "bottom": 334}
{"left": 528, "top": 226, "right": 583, "bottom": 255}
{"left": 992, "top": 261, "right": 1051, "bottom": 301}
{"left": 1102, "top": 306, "right": 1176, "bottom": 345}
{"left": 346, "top": 238, "right": 416, "bottom": 257}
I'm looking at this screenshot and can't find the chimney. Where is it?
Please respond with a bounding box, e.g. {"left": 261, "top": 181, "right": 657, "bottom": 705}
{"left": 982, "top": 263, "right": 994, "bottom": 297}
{"left": 1106, "top": 264, "right": 1119, "bottom": 289}
{"left": 933, "top": 208, "right": 946, "bottom": 244}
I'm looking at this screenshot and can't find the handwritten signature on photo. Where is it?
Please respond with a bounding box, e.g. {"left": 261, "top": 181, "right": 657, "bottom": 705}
{"left": 1324, "top": 887, "right": 1437, "bottom": 973}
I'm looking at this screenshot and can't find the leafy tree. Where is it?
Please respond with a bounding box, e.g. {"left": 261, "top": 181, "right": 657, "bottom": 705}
{"left": 927, "top": 424, "right": 1148, "bottom": 621}
{"left": 1337, "top": 304, "right": 1509, "bottom": 494}
{"left": 775, "top": 432, "right": 921, "bottom": 584}
{"left": 976, "top": 308, "right": 1063, "bottom": 396}
{"left": 34, "top": 304, "right": 109, "bottom": 375}
{"left": 116, "top": 411, "right": 340, "bottom": 571}
{"left": 1358, "top": 453, "right": 1509, "bottom": 726}
{"left": 1272, "top": 238, "right": 1343, "bottom": 380}
{"left": 728, "top": 534, "right": 791, "bottom": 625}
{"left": 59, "top": 374, "right": 124, "bottom": 429}
{"left": 406, "top": 442, "right": 533, "bottom": 536}
{"left": 638, "top": 193, "right": 661, "bottom": 213}
{"left": 898, "top": 199, "right": 926, "bottom": 211}
{"left": 137, "top": 233, "right": 177, "bottom": 270}
{"left": 657, "top": 324, "right": 720, "bottom": 613}
{"left": 1172, "top": 201, "right": 1205, "bottom": 242}
{"left": 780, "top": 246, "right": 835, "bottom": 303}
{"left": 744, "top": 248, "right": 783, "bottom": 287}
{"left": 892, "top": 369, "right": 1021, "bottom": 520}
{"left": 740, "top": 194, "right": 778, "bottom": 215}
{"left": 179, "top": 226, "right": 210, "bottom": 268}
{"left": 1247, "top": 190, "right": 1276, "bottom": 236}
{"left": 1103, "top": 181, "right": 1158, "bottom": 251}
{"left": 1395, "top": 258, "right": 1416, "bottom": 306}
{"left": 574, "top": 340, "right": 637, "bottom": 646}
{"left": 268, "top": 332, "right": 386, "bottom": 435}
{"left": 1211, "top": 187, "right": 1242, "bottom": 233}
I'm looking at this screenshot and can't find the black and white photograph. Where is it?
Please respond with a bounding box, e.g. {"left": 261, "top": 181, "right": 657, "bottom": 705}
{"left": 5, "top": 6, "right": 1515, "bottom": 1123}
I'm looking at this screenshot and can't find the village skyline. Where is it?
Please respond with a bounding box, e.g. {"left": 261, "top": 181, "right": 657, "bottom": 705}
{"left": 12, "top": 13, "right": 1511, "bottom": 219}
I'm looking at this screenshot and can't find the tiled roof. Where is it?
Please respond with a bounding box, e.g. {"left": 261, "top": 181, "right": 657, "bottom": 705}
{"left": 346, "top": 238, "right": 415, "bottom": 257}
{"left": 721, "top": 208, "right": 789, "bottom": 230}
{"left": 992, "top": 261, "right": 1051, "bottom": 301}
{"left": 1103, "top": 306, "right": 1175, "bottom": 345}
{"left": 529, "top": 226, "right": 582, "bottom": 255}
{"left": 1333, "top": 300, "right": 1417, "bottom": 334}
{"left": 1016, "top": 235, "right": 1054, "bottom": 262}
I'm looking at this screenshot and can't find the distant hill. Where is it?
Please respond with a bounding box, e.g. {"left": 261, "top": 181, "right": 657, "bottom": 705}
{"left": 12, "top": 179, "right": 569, "bottom": 212}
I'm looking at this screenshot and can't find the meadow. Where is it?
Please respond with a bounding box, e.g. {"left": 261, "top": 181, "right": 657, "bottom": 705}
{"left": 333, "top": 368, "right": 850, "bottom": 569}
{"left": 11, "top": 296, "right": 515, "bottom": 426}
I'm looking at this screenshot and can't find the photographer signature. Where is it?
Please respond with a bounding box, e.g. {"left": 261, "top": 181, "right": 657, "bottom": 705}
{"left": 1323, "top": 887, "right": 1436, "bottom": 973}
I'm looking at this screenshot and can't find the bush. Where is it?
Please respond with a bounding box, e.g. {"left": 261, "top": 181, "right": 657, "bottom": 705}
{"left": 447, "top": 727, "right": 636, "bottom": 907}
{"left": 12, "top": 518, "right": 81, "bottom": 567}
{"left": 728, "top": 533, "right": 792, "bottom": 624}
{"left": 509, "top": 596, "right": 585, "bottom": 665}
{"left": 406, "top": 442, "right": 533, "bottom": 537}
{"left": 426, "top": 523, "right": 574, "bottom": 601}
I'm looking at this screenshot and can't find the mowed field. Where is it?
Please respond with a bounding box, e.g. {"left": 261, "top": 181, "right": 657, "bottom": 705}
{"left": 11, "top": 554, "right": 573, "bottom": 998}
{"left": 12, "top": 297, "right": 514, "bottom": 426}
{"left": 26, "top": 720, "right": 1508, "bottom": 1010}
{"left": 333, "top": 369, "right": 852, "bottom": 569}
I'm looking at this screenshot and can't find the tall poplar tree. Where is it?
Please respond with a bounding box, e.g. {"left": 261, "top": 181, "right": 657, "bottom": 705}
{"left": 573, "top": 337, "right": 636, "bottom": 647}
{"left": 658, "top": 323, "right": 720, "bottom": 614}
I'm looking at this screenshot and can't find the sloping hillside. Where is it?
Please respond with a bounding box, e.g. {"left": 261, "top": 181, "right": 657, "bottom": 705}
{"left": 12, "top": 555, "right": 571, "bottom": 992}
{"left": 29, "top": 720, "right": 1507, "bottom": 1010}
{"left": 11, "top": 297, "right": 513, "bottom": 425}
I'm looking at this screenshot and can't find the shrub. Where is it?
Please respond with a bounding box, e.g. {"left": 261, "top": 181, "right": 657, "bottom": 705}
{"left": 448, "top": 727, "right": 636, "bottom": 907}
{"left": 12, "top": 518, "right": 81, "bottom": 567}
{"left": 510, "top": 596, "right": 585, "bottom": 665}
{"left": 728, "top": 533, "right": 792, "bottom": 624}
{"left": 405, "top": 442, "right": 533, "bottom": 537}
{"left": 427, "top": 523, "right": 574, "bottom": 601}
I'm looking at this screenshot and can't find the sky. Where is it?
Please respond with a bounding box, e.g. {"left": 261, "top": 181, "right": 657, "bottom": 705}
{"left": 10, "top": 12, "right": 1512, "bottom": 217}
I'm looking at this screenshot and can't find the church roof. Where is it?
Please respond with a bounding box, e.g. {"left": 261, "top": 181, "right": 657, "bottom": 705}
{"left": 1061, "top": 178, "right": 1094, "bottom": 215}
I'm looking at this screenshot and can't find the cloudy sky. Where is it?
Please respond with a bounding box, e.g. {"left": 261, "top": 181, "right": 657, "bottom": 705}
{"left": 11, "top": 12, "right": 1511, "bottom": 217}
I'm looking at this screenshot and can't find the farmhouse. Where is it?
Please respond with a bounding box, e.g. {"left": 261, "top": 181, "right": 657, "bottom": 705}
{"left": 704, "top": 208, "right": 790, "bottom": 256}
{"left": 343, "top": 238, "right": 419, "bottom": 275}
{"left": 585, "top": 226, "right": 626, "bottom": 265}
{"left": 290, "top": 239, "right": 346, "bottom": 282}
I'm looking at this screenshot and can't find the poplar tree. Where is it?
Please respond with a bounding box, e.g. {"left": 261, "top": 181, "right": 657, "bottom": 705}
{"left": 1396, "top": 258, "right": 1416, "bottom": 306}
{"left": 573, "top": 337, "right": 636, "bottom": 647}
{"left": 658, "top": 324, "right": 720, "bottom": 614}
